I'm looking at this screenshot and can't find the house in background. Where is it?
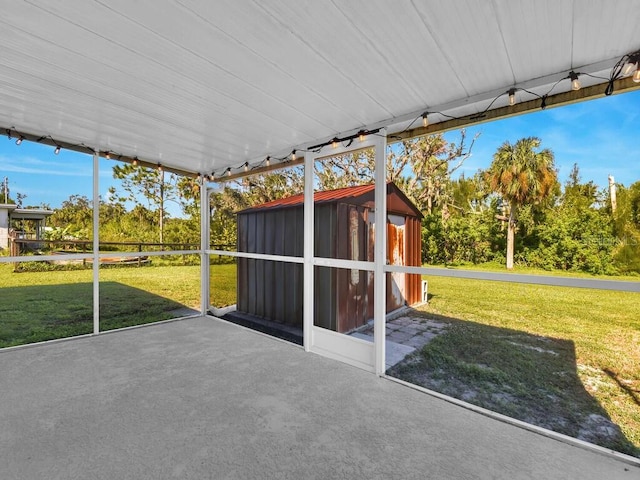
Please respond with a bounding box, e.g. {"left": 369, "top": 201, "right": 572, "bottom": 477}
{"left": 234, "top": 182, "right": 423, "bottom": 334}
{"left": 0, "top": 204, "right": 54, "bottom": 252}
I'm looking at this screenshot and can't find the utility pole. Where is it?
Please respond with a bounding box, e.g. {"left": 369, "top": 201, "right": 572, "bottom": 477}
{"left": 2, "top": 177, "right": 8, "bottom": 203}
{"left": 608, "top": 175, "right": 617, "bottom": 213}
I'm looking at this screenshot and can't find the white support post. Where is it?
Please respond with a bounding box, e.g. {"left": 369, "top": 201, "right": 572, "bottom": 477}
{"left": 373, "top": 130, "right": 387, "bottom": 376}
{"left": 92, "top": 151, "right": 100, "bottom": 334}
{"left": 200, "top": 176, "right": 210, "bottom": 316}
{"left": 302, "top": 151, "right": 314, "bottom": 351}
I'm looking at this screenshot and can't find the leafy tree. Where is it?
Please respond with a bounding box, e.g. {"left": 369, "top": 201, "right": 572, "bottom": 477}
{"left": 388, "top": 130, "right": 478, "bottom": 216}
{"left": 485, "top": 137, "right": 557, "bottom": 269}
{"left": 243, "top": 168, "right": 304, "bottom": 205}
{"left": 49, "top": 195, "right": 93, "bottom": 239}
{"left": 610, "top": 181, "right": 640, "bottom": 273}
{"left": 112, "top": 165, "right": 199, "bottom": 244}
{"left": 209, "top": 185, "right": 249, "bottom": 248}
{"left": 525, "top": 167, "right": 616, "bottom": 274}
{"left": 315, "top": 150, "right": 375, "bottom": 189}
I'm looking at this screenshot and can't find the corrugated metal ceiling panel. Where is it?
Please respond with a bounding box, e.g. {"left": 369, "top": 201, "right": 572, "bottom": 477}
{"left": 0, "top": 0, "right": 639, "bottom": 175}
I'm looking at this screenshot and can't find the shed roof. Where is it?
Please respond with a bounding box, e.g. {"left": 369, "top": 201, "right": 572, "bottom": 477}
{"left": 11, "top": 208, "right": 55, "bottom": 220}
{"left": 238, "top": 182, "right": 422, "bottom": 218}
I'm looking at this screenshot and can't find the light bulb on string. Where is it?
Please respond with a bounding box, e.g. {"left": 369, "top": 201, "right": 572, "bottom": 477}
{"left": 54, "top": 146, "right": 61, "bottom": 155}
{"left": 422, "top": 113, "right": 429, "bottom": 128}
{"left": 634, "top": 70, "right": 640, "bottom": 83}
{"left": 265, "top": 156, "right": 270, "bottom": 167}
{"left": 157, "top": 163, "right": 163, "bottom": 172}
{"left": 358, "top": 131, "right": 365, "bottom": 142}
{"left": 132, "top": 157, "right": 139, "bottom": 166}
{"left": 243, "top": 162, "right": 248, "bottom": 172}
{"left": 291, "top": 150, "right": 296, "bottom": 161}
{"left": 16, "top": 136, "right": 23, "bottom": 146}
{"left": 569, "top": 71, "right": 581, "bottom": 91}
{"left": 622, "top": 61, "right": 637, "bottom": 76}
{"left": 508, "top": 88, "right": 517, "bottom": 106}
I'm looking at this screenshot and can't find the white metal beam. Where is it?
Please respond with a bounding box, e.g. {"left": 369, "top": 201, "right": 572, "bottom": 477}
{"left": 200, "top": 179, "right": 210, "bottom": 315}
{"left": 373, "top": 130, "right": 387, "bottom": 376}
{"left": 303, "top": 151, "right": 314, "bottom": 351}
{"left": 92, "top": 151, "right": 100, "bottom": 335}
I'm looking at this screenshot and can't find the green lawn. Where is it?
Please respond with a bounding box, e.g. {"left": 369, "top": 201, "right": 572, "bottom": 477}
{"left": 390, "top": 275, "right": 640, "bottom": 456}
{"left": 425, "top": 261, "right": 640, "bottom": 281}
{"left": 0, "top": 262, "right": 236, "bottom": 347}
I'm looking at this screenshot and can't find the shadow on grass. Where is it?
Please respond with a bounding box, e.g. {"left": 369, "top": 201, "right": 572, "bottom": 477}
{"left": 387, "top": 313, "right": 639, "bottom": 457}
{"left": 0, "top": 282, "right": 188, "bottom": 348}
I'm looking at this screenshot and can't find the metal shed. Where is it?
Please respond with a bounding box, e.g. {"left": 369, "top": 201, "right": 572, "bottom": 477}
{"left": 236, "top": 182, "right": 423, "bottom": 333}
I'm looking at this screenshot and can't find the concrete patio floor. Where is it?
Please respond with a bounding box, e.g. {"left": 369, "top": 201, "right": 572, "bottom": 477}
{"left": 0, "top": 316, "right": 637, "bottom": 479}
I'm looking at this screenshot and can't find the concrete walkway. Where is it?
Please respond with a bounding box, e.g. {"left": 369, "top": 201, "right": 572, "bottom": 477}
{"left": 0, "top": 317, "right": 637, "bottom": 479}
{"left": 352, "top": 314, "right": 449, "bottom": 368}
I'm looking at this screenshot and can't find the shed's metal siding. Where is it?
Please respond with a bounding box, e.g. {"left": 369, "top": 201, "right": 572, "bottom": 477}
{"left": 236, "top": 184, "right": 423, "bottom": 333}
{"left": 237, "top": 207, "right": 304, "bottom": 326}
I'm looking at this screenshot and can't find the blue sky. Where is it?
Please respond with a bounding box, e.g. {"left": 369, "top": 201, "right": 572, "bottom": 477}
{"left": 443, "top": 89, "right": 640, "bottom": 188}
{"left": 1, "top": 89, "right": 639, "bottom": 214}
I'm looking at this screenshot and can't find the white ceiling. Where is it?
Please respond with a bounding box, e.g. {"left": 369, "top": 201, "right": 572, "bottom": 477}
{"left": 1, "top": 0, "right": 639, "bottom": 176}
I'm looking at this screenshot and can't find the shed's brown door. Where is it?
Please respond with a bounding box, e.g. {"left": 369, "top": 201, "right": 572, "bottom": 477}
{"left": 387, "top": 215, "right": 406, "bottom": 311}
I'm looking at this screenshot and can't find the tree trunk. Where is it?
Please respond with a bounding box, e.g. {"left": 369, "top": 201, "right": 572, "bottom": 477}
{"left": 506, "top": 207, "right": 515, "bottom": 270}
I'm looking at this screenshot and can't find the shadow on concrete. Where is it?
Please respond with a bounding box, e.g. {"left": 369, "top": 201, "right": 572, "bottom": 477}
{"left": 0, "top": 282, "right": 190, "bottom": 348}
{"left": 387, "top": 312, "right": 639, "bottom": 457}
{"left": 220, "top": 310, "right": 303, "bottom": 345}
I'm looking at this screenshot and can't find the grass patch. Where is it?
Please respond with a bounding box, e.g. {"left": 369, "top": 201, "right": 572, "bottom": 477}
{"left": 0, "top": 262, "right": 237, "bottom": 347}
{"left": 425, "top": 262, "right": 640, "bottom": 281}
{"left": 389, "top": 276, "right": 640, "bottom": 456}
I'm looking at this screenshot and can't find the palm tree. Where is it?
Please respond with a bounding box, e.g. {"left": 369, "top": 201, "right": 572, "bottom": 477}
{"left": 486, "top": 137, "right": 556, "bottom": 269}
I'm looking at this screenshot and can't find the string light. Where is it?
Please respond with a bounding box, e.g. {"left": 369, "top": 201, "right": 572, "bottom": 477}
{"left": 622, "top": 61, "right": 637, "bottom": 76}
{"left": 569, "top": 71, "right": 581, "bottom": 91}
{"left": 606, "top": 49, "right": 640, "bottom": 95}
{"left": 5, "top": 49, "right": 640, "bottom": 180}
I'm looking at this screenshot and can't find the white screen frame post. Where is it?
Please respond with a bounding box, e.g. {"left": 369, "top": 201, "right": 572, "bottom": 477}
{"left": 303, "top": 131, "right": 387, "bottom": 373}
{"left": 373, "top": 130, "right": 387, "bottom": 376}
{"left": 200, "top": 178, "right": 210, "bottom": 315}
{"left": 303, "top": 151, "right": 314, "bottom": 351}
